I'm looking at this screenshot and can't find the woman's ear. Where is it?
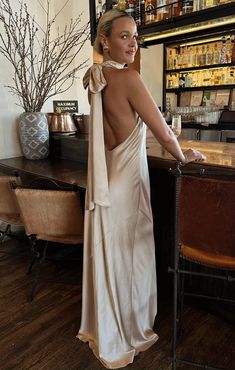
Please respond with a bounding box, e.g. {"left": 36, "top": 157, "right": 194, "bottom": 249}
{"left": 100, "top": 33, "right": 107, "bottom": 49}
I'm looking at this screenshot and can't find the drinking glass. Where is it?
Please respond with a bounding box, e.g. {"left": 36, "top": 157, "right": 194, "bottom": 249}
{"left": 172, "top": 115, "right": 182, "bottom": 137}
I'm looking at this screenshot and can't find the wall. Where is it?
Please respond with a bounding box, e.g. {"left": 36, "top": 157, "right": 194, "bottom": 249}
{"left": 0, "top": 1, "right": 163, "bottom": 160}
{"left": 0, "top": 0, "right": 92, "bottom": 159}
{"left": 54, "top": 0, "right": 93, "bottom": 115}
{"left": 140, "top": 44, "right": 164, "bottom": 111}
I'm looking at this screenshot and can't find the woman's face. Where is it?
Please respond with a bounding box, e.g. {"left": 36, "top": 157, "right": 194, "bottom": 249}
{"left": 103, "top": 17, "right": 138, "bottom": 64}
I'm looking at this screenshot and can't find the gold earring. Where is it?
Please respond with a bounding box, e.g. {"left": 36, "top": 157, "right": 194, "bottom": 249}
{"left": 103, "top": 45, "right": 109, "bottom": 52}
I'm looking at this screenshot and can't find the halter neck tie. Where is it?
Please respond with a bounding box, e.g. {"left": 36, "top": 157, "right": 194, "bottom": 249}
{"left": 86, "top": 61, "right": 125, "bottom": 211}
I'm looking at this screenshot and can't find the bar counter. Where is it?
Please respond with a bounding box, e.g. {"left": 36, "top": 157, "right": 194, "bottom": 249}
{"left": 0, "top": 138, "right": 234, "bottom": 299}
{"left": 0, "top": 138, "right": 234, "bottom": 186}
{"left": 147, "top": 137, "right": 235, "bottom": 172}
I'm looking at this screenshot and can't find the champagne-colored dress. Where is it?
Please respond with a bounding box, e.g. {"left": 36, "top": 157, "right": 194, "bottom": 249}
{"left": 77, "top": 61, "right": 158, "bottom": 369}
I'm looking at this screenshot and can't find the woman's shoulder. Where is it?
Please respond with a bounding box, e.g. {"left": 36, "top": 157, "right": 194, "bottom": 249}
{"left": 120, "top": 68, "right": 145, "bottom": 93}
{"left": 105, "top": 67, "right": 141, "bottom": 86}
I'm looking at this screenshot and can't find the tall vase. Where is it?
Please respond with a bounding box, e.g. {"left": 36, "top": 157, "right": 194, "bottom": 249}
{"left": 18, "top": 112, "right": 49, "bottom": 160}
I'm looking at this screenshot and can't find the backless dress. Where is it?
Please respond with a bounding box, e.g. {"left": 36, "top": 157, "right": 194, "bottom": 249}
{"left": 77, "top": 61, "right": 158, "bottom": 369}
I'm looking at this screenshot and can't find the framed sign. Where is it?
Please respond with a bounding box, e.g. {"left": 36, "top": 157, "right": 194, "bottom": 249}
{"left": 53, "top": 100, "right": 78, "bottom": 113}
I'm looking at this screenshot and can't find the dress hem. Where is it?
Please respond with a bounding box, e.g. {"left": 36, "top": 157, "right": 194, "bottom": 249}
{"left": 76, "top": 331, "right": 159, "bottom": 369}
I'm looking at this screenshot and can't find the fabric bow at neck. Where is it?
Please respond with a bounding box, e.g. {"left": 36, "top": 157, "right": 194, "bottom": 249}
{"left": 86, "top": 61, "right": 125, "bottom": 211}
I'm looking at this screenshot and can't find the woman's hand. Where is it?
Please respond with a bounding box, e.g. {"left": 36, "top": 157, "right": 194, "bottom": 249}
{"left": 182, "top": 148, "right": 207, "bottom": 164}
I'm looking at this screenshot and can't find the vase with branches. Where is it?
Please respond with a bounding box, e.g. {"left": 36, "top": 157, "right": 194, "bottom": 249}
{"left": 0, "top": 0, "right": 90, "bottom": 159}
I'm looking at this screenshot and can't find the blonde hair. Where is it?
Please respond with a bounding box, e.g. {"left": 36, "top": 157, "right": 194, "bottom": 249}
{"left": 94, "top": 9, "right": 132, "bottom": 55}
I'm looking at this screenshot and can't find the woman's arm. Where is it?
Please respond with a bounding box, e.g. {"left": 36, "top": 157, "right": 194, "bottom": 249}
{"left": 125, "top": 70, "right": 206, "bottom": 164}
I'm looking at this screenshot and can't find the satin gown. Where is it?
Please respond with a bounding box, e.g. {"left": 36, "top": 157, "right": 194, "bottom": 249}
{"left": 77, "top": 61, "right": 158, "bottom": 369}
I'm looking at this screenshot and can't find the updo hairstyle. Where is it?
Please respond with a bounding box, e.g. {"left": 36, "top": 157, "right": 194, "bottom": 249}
{"left": 94, "top": 9, "right": 133, "bottom": 55}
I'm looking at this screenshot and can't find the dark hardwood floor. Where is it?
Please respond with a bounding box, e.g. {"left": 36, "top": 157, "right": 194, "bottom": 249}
{"left": 0, "top": 232, "right": 235, "bottom": 370}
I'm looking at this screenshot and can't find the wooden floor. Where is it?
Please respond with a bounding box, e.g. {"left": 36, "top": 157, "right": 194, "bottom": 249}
{"left": 0, "top": 233, "right": 235, "bottom": 370}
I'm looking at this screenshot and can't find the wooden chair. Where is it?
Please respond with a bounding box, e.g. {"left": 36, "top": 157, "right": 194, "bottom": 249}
{"left": 11, "top": 178, "right": 84, "bottom": 302}
{"left": 169, "top": 165, "right": 235, "bottom": 370}
{"left": 0, "top": 175, "right": 24, "bottom": 245}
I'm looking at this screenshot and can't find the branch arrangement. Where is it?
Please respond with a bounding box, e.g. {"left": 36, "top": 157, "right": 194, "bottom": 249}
{"left": 0, "top": 0, "right": 90, "bottom": 112}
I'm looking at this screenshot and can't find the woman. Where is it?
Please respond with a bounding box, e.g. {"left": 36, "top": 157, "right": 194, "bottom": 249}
{"left": 77, "top": 9, "right": 206, "bottom": 369}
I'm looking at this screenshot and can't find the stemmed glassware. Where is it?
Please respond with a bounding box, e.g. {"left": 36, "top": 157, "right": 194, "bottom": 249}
{"left": 171, "top": 115, "right": 182, "bottom": 137}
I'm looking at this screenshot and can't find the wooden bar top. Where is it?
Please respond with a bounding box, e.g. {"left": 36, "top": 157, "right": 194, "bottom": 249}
{"left": 0, "top": 139, "right": 234, "bottom": 188}
{"left": 147, "top": 138, "right": 235, "bottom": 172}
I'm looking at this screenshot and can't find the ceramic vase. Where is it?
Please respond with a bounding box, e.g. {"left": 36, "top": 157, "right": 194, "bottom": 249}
{"left": 18, "top": 112, "right": 49, "bottom": 160}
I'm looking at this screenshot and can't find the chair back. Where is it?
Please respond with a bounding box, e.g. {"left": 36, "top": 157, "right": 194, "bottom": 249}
{"left": 14, "top": 187, "right": 84, "bottom": 243}
{"left": 179, "top": 175, "right": 235, "bottom": 258}
{"left": 0, "top": 175, "right": 22, "bottom": 225}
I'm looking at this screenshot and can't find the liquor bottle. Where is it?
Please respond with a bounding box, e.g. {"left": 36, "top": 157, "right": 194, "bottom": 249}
{"left": 197, "top": 70, "right": 203, "bottom": 86}
{"left": 199, "top": 0, "right": 206, "bottom": 9}
{"left": 194, "top": 46, "right": 200, "bottom": 66}
{"left": 169, "top": 0, "right": 180, "bottom": 16}
{"left": 181, "top": 47, "right": 185, "bottom": 67}
{"left": 183, "top": 45, "right": 188, "bottom": 67}
{"left": 179, "top": 73, "right": 185, "bottom": 88}
{"left": 203, "top": 70, "right": 210, "bottom": 86}
{"left": 156, "top": 0, "right": 169, "bottom": 21}
{"left": 111, "top": 0, "right": 119, "bottom": 9}
{"left": 228, "top": 67, "right": 234, "bottom": 84}
{"left": 226, "top": 37, "right": 231, "bottom": 63}
{"left": 185, "top": 72, "right": 192, "bottom": 87}
{"left": 140, "top": 0, "right": 145, "bottom": 24}
{"left": 96, "top": 0, "right": 103, "bottom": 26}
{"left": 206, "top": 0, "right": 216, "bottom": 7}
{"left": 172, "top": 73, "right": 179, "bottom": 87}
{"left": 191, "top": 71, "right": 197, "bottom": 87}
{"left": 117, "top": 0, "right": 127, "bottom": 10}
{"left": 167, "top": 50, "right": 174, "bottom": 69}
{"left": 135, "top": 0, "right": 141, "bottom": 25}
{"left": 205, "top": 45, "right": 212, "bottom": 65}
{"left": 212, "top": 43, "right": 220, "bottom": 64}
{"left": 167, "top": 74, "right": 173, "bottom": 88}
{"left": 210, "top": 71, "right": 215, "bottom": 85}
{"left": 220, "top": 36, "right": 227, "bottom": 64}
{"left": 231, "top": 35, "right": 235, "bottom": 63}
{"left": 145, "top": 0, "right": 155, "bottom": 24}
{"left": 173, "top": 50, "right": 178, "bottom": 68}
{"left": 178, "top": 47, "right": 183, "bottom": 67}
{"left": 200, "top": 45, "right": 206, "bottom": 65}
{"left": 188, "top": 47, "right": 194, "bottom": 67}
{"left": 175, "top": 0, "right": 181, "bottom": 16}
{"left": 214, "top": 69, "right": 221, "bottom": 85}
{"left": 193, "top": 0, "right": 200, "bottom": 11}
{"left": 221, "top": 69, "right": 227, "bottom": 84}
{"left": 182, "top": 0, "right": 193, "bottom": 14}
{"left": 126, "top": 0, "right": 136, "bottom": 18}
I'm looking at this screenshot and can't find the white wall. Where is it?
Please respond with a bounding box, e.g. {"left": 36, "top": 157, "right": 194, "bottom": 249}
{"left": 0, "top": 1, "right": 163, "bottom": 160}
{"left": 141, "top": 44, "right": 164, "bottom": 111}
{"left": 0, "top": 0, "right": 92, "bottom": 159}
{"left": 54, "top": 0, "right": 93, "bottom": 115}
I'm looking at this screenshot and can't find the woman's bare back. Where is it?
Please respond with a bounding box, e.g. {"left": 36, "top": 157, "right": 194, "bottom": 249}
{"left": 102, "top": 67, "right": 137, "bottom": 150}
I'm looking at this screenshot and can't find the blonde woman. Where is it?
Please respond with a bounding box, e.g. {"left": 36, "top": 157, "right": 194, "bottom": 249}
{"left": 77, "top": 9, "right": 206, "bottom": 369}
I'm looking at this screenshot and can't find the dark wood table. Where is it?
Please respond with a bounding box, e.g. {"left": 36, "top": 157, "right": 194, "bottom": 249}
{"left": 0, "top": 156, "right": 87, "bottom": 190}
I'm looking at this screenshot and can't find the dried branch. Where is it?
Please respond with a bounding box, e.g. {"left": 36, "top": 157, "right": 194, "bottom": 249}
{"left": 0, "top": 0, "right": 90, "bottom": 112}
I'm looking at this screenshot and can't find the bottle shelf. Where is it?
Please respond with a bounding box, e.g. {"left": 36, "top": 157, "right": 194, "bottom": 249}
{"left": 138, "top": 2, "right": 235, "bottom": 44}
{"left": 166, "top": 63, "right": 235, "bottom": 74}
{"left": 166, "top": 84, "right": 235, "bottom": 93}
{"left": 90, "top": 1, "right": 235, "bottom": 45}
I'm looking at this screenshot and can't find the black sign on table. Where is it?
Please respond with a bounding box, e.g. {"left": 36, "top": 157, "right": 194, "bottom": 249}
{"left": 53, "top": 100, "right": 78, "bottom": 113}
